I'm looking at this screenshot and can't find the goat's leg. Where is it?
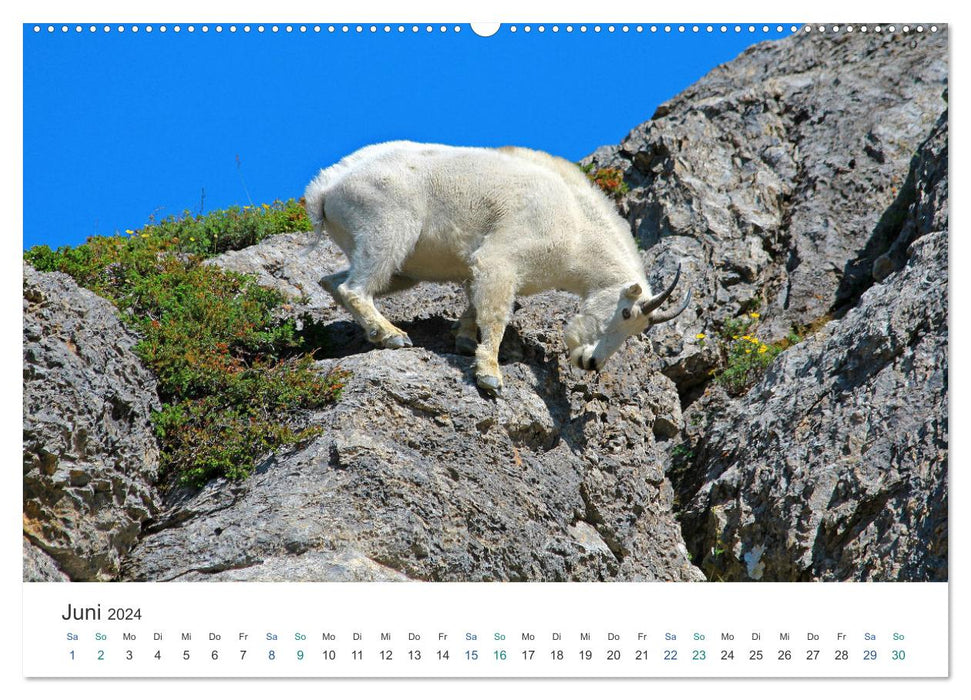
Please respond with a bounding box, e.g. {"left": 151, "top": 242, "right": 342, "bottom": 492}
{"left": 320, "top": 270, "right": 351, "bottom": 311}
{"left": 336, "top": 238, "right": 416, "bottom": 347}
{"left": 319, "top": 221, "right": 420, "bottom": 348}
{"left": 322, "top": 268, "right": 402, "bottom": 344}
{"left": 453, "top": 282, "right": 478, "bottom": 355}
{"left": 335, "top": 280, "right": 412, "bottom": 349}
{"left": 469, "top": 268, "right": 516, "bottom": 395}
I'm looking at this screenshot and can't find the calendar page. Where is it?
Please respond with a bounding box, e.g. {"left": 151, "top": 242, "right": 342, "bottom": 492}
{"left": 19, "top": 0, "right": 951, "bottom": 689}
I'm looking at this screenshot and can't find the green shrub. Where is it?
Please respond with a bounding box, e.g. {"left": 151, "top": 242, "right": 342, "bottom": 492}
{"left": 133, "top": 199, "right": 311, "bottom": 257}
{"left": 25, "top": 199, "right": 345, "bottom": 487}
{"left": 713, "top": 314, "right": 799, "bottom": 396}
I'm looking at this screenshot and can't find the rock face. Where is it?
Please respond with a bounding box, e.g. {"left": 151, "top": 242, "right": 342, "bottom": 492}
{"left": 24, "top": 27, "right": 948, "bottom": 583}
{"left": 686, "top": 235, "right": 947, "bottom": 582}
{"left": 676, "top": 113, "right": 948, "bottom": 581}
{"left": 23, "top": 266, "right": 163, "bottom": 581}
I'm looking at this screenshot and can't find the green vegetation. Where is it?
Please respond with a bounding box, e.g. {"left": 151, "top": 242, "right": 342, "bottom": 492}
{"left": 578, "top": 162, "right": 630, "bottom": 199}
{"left": 25, "top": 199, "right": 346, "bottom": 487}
{"left": 710, "top": 313, "right": 800, "bottom": 396}
{"left": 671, "top": 442, "right": 695, "bottom": 460}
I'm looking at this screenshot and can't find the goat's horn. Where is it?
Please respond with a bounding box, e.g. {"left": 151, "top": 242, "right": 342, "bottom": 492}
{"left": 640, "top": 263, "right": 681, "bottom": 315}
{"left": 650, "top": 288, "right": 692, "bottom": 324}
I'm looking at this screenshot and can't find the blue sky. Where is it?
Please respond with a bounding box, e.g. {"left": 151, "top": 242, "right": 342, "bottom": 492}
{"left": 23, "top": 23, "right": 781, "bottom": 249}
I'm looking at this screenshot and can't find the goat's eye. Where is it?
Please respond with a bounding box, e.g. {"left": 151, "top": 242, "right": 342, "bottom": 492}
{"left": 622, "top": 308, "right": 631, "bottom": 320}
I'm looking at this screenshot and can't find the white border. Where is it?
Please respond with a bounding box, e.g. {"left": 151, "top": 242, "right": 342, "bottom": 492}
{"left": 5, "top": 0, "right": 962, "bottom": 697}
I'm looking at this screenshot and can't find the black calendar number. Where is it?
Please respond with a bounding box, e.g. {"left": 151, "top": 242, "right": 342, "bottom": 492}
{"left": 107, "top": 607, "right": 142, "bottom": 621}
{"left": 635, "top": 650, "right": 648, "bottom": 661}
{"left": 126, "top": 650, "right": 133, "bottom": 661}
{"left": 778, "top": 649, "right": 791, "bottom": 661}
{"left": 835, "top": 649, "right": 849, "bottom": 661}
{"left": 721, "top": 650, "right": 734, "bottom": 660}
{"left": 750, "top": 649, "right": 763, "bottom": 661}
{"left": 807, "top": 649, "right": 819, "bottom": 660}
{"left": 607, "top": 649, "right": 621, "bottom": 661}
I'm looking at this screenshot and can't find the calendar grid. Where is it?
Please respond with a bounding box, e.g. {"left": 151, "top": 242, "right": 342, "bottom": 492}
{"left": 23, "top": 582, "right": 948, "bottom": 678}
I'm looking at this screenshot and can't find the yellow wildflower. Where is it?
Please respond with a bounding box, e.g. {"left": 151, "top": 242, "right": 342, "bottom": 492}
{"left": 758, "top": 346, "right": 768, "bottom": 354}
{"left": 745, "top": 348, "right": 752, "bottom": 354}
{"left": 140, "top": 234, "right": 149, "bottom": 239}
{"left": 125, "top": 229, "right": 134, "bottom": 235}
{"left": 695, "top": 333, "right": 705, "bottom": 340}
{"left": 244, "top": 205, "right": 251, "bottom": 209}
{"left": 749, "top": 312, "right": 760, "bottom": 318}
{"left": 190, "top": 237, "right": 195, "bottom": 242}
{"left": 262, "top": 203, "right": 270, "bottom": 210}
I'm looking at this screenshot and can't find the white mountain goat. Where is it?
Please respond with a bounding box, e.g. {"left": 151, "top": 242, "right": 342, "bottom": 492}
{"left": 303, "top": 141, "right": 691, "bottom": 395}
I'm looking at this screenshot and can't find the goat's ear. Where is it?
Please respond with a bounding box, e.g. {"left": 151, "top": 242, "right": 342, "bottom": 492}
{"left": 624, "top": 283, "right": 642, "bottom": 300}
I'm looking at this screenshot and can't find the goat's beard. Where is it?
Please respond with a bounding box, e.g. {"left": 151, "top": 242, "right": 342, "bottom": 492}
{"left": 564, "top": 313, "right": 600, "bottom": 355}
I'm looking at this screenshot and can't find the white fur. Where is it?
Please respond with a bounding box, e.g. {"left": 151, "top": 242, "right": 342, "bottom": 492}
{"left": 304, "top": 141, "right": 683, "bottom": 393}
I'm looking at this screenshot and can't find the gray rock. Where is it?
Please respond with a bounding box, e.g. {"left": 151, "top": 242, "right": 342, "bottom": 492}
{"left": 174, "top": 551, "right": 413, "bottom": 582}
{"left": 23, "top": 538, "right": 69, "bottom": 582}
{"left": 206, "top": 231, "right": 337, "bottom": 308}
{"left": 675, "top": 113, "right": 948, "bottom": 581}
{"left": 23, "top": 266, "right": 163, "bottom": 580}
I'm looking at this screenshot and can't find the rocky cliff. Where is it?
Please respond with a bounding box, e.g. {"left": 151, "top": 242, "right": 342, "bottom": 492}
{"left": 23, "top": 266, "right": 162, "bottom": 581}
{"left": 23, "top": 26, "right": 948, "bottom": 582}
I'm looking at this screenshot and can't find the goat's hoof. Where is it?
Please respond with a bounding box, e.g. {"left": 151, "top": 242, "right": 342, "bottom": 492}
{"left": 382, "top": 333, "right": 412, "bottom": 349}
{"left": 476, "top": 374, "right": 502, "bottom": 396}
{"left": 455, "top": 336, "right": 477, "bottom": 356}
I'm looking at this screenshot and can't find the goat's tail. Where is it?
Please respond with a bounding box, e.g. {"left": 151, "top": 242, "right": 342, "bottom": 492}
{"left": 300, "top": 170, "right": 331, "bottom": 258}
{"left": 303, "top": 171, "right": 329, "bottom": 234}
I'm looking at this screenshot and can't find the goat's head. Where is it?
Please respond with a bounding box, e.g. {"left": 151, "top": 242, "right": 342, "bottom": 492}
{"left": 564, "top": 264, "right": 691, "bottom": 372}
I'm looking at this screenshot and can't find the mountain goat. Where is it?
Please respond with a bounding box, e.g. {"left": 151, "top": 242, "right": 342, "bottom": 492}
{"left": 304, "top": 141, "right": 690, "bottom": 395}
